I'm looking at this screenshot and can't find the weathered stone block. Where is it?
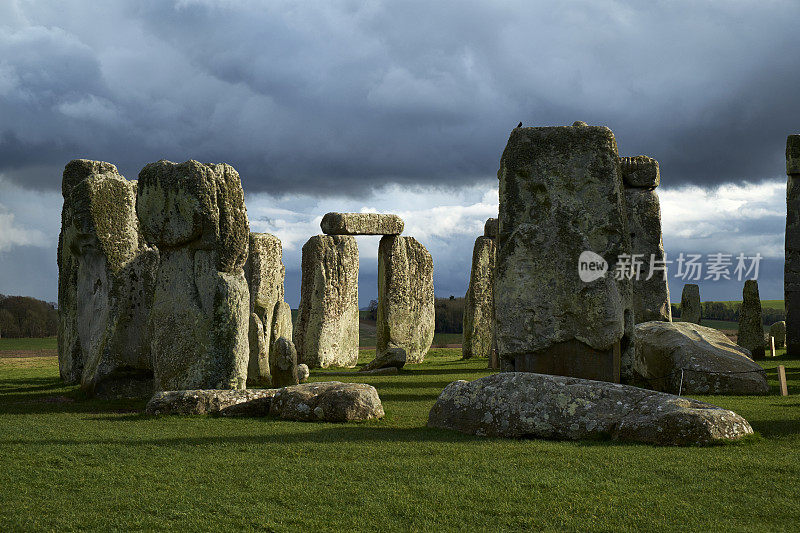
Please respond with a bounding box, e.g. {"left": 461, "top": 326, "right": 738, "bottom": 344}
{"left": 737, "top": 279, "right": 765, "bottom": 359}
{"left": 374, "top": 235, "right": 435, "bottom": 365}
{"left": 619, "top": 155, "right": 660, "bottom": 188}
{"left": 146, "top": 389, "right": 277, "bottom": 416}
{"left": 769, "top": 320, "right": 786, "bottom": 349}
{"left": 483, "top": 218, "right": 498, "bottom": 238}
{"left": 624, "top": 186, "right": 671, "bottom": 323}
{"left": 462, "top": 236, "right": 495, "bottom": 359}
{"left": 271, "top": 381, "right": 385, "bottom": 422}
{"left": 294, "top": 235, "right": 359, "bottom": 368}
{"left": 271, "top": 336, "right": 299, "bottom": 388}
{"left": 786, "top": 137, "right": 800, "bottom": 356}
{"left": 320, "top": 212, "right": 404, "bottom": 235}
{"left": 680, "top": 284, "right": 701, "bottom": 324}
{"left": 245, "top": 232, "right": 285, "bottom": 385}
{"left": 137, "top": 160, "right": 251, "bottom": 391}
{"left": 787, "top": 134, "right": 800, "bottom": 175}
{"left": 495, "top": 124, "right": 633, "bottom": 382}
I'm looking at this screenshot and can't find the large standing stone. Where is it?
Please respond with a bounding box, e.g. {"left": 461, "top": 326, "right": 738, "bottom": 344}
{"left": 320, "top": 212, "right": 404, "bottom": 235}
{"left": 294, "top": 235, "right": 359, "bottom": 368}
{"left": 621, "top": 156, "right": 671, "bottom": 324}
{"left": 270, "top": 300, "right": 293, "bottom": 376}
{"left": 680, "top": 284, "right": 702, "bottom": 324}
{"left": 737, "top": 279, "right": 765, "bottom": 359}
{"left": 483, "top": 218, "right": 498, "bottom": 238}
{"left": 427, "top": 373, "right": 754, "bottom": 446}
{"left": 271, "top": 336, "right": 299, "bottom": 388}
{"left": 374, "top": 235, "right": 435, "bottom": 365}
{"left": 786, "top": 135, "right": 800, "bottom": 356}
{"left": 137, "top": 160, "right": 250, "bottom": 391}
{"left": 769, "top": 321, "right": 786, "bottom": 349}
{"left": 462, "top": 236, "right": 495, "bottom": 359}
{"left": 496, "top": 124, "right": 633, "bottom": 383}
{"left": 634, "top": 321, "right": 768, "bottom": 395}
{"left": 58, "top": 160, "right": 159, "bottom": 398}
{"left": 244, "top": 233, "right": 285, "bottom": 385}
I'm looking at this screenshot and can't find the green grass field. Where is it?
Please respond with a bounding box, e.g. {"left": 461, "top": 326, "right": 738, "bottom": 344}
{"left": 0, "top": 337, "right": 56, "bottom": 351}
{"left": 1, "top": 347, "right": 798, "bottom": 531}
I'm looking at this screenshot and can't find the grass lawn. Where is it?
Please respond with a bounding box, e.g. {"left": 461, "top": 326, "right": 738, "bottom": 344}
{"left": 0, "top": 337, "right": 57, "bottom": 351}
{"left": 1, "top": 349, "right": 798, "bottom": 531}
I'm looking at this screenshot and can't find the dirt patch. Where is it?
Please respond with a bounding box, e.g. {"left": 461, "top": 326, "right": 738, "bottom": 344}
{"left": 0, "top": 349, "right": 58, "bottom": 358}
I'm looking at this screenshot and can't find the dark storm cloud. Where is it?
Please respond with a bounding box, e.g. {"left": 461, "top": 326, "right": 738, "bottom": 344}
{"left": 1, "top": 1, "right": 798, "bottom": 194}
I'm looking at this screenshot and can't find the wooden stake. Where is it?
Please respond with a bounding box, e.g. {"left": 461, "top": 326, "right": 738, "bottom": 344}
{"left": 771, "top": 336, "right": 776, "bottom": 358}
{"left": 777, "top": 365, "right": 789, "bottom": 396}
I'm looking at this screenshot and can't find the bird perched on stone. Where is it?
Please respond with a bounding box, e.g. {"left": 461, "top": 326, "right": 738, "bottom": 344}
{"left": 517, "top": 121, "right": 522, "bottom": 128}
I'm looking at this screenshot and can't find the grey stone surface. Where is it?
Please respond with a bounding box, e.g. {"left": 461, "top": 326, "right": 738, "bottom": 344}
{"left": 427, "top": 372, "right": 754, "bottom": 446}
{"left": 786, "top": 135, "right": 800, "bottom": 356}
{"left": 619, "top": 155, "right": 660, "bottom": 188}
{"left": 137, "top": 160, "right": 250, "bottom": 391}
{"left": 462, "top": 236, "right": 496, "bottom": 359}
{"left": 634, "top": 321, "right": 768, "bottom": 395}
{"left": 495, "top": 124, "right": 634, "bottom": 380}
{"left": 270, "top": 300, "right": 294, "bottom": 376}
{"left": 294, "top": 235, "right": 360, "bottom": 368}
{"left": 245, "top": 232, "right": 285, "bottom": 385}
{"left": 680, "top": 284, "right": 701, "bottom": 324}
{"left": 624, "top": 185, "right": 671, "bottom": 323}
{"left": 58, "top": 160, "right": 158, "bottom": 398}
{"left": 374, "top": 235, "right": 435, "bottom": 366}
{"left": 297, "top": 363, "right": 310, "bottom": 383}
{"left": 271, "top": 381, "right": 385, "bottom": 422}
{"left": 769, "top": 321, "right": 786, "bottom": 349}
{"left": 483, "top": 218, "right": 498, "bottom": 238}
{"left": 361, "top": 346, "right": 406, "bottom": 371}
{"left": 737, "top": 280, "right": 765, "bottom": 359}
{"left": 271, "top": 337, "right": 299, "bottom": 388}
{"left": 146, "top": 389, "right": 277, "bottom": 416}
{"left": 320, "top": 212, "right": 404, "bottom": 235}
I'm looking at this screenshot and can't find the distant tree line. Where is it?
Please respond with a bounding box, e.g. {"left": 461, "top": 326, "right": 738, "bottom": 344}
{"left": 434, "top": 296, "right": 464, "bottom": 333}
{"left": 671, "top": 301, "right": 785, "bottom": 326}
{"left": 0, "top": 295, "right": 59, "bottom": 338}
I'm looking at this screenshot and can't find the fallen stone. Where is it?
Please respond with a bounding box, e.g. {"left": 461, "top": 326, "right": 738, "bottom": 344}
{"left": 271, "top": 337, "right": 299, "bottom": 388}
{"left": 483, "top": 218, "right": 498, "bottom": 238}
{"left": 373, "top": 235, "right": 435, "bottom": 366}
{"left": 146, "top": 389, "right": 277, "bottom": 416}
{"left": 320, "top": 212, "right": 404, "bottom": 235}
{"left": 624, "top": 185, "right": 671, "bottom": 323}
{"left": 738, "top": 280, "right": 765, "bottom": 359}
{"left": 634, "top": 321, "right": 768, "bottom": 395}
{"left": 297, "top": 363, "right": 310, "bottom": 383}
{"left": 619, "top": 155, "right": 660, "bottom": 188}
{"left": 361, "top": 346, "right": 406, "bottom": 371}
{"left": 427, "top": 372, "right": 753, "bottom": 446}
{"left": 769, "top": 321, "right": 786, "bottom": 349}
{"left": 495, "top": 124, "right": 634, "bottom": 382}
{"left": 680, "top": 284, "right": 702, "bottom": 324}
{"left": 462, "top": 236, "right": 496, "bottom": 358}
{"left": 137, "top": 160, "right": 250, "bottom": 391}
{"left": 294, "top": 235, "right": 359, "bottom": 368}
{"left": 270, "top": 381, "right": 385, "bottom": 422}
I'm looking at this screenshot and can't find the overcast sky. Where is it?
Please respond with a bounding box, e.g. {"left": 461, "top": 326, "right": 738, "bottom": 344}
{"left": 0, "top": 0, "right": 797, "bottom": 307}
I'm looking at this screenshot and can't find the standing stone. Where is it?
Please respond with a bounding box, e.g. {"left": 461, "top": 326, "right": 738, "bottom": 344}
{"left": 294, "top": 235, "right": 359, "bottom": 368}
{"left": 786, "top": 135, "right": 800, "bottom": 356}
{"left": 58, "top": 160, "right": 159, "bottom": 398}
{"left": 484, "top": 218, "right": 498, "bottom": 238}
{"left": 462, "top": 236, "right": 495, "bottom": 359}
{"left": 738, "top": 280, "right": 765, "bottom": 359}
{"left": 320, "top": 212, "right": 404, "bottom": 235}
{"left": 244, "top": 233, "right": 285, "bottom": 385}
{"left": 680, "top": 284, "right": 702, "bottom": 324}
{"left": 769, "top": 321, "right": 786, "bottom": 349}
{"left": 137, "top": 160, "right": 250, "bottom": 391}
{"left": 374, "top": 235, "right": 435, "bottom": 365}
{"left": 621, "top": 156, "right": 671, "bottom": 323}
{"left": 270, "top": 301, "right": 293, "bottom": 377}
{"left": 271, "top": 337, "right": 299, "bottom": 388}
{"left": 496, "top": 124, "right": 634, "bottom": 383}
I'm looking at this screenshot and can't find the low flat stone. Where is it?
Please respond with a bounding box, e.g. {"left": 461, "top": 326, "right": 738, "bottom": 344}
{"left": 146, "top": 389, "right": 277, "bottom": 416}
{"left": 428, "top": 373, "right": 753, "bottom": 446}
{"left": 320, "top": 212, "right": 404, "bottom": 235}
{"left": 361, "top": 346, "right": 406, "bottom": 371}
{"left": 634, "top": 321, "right": 768, "bottom": 395}
{"left": 270, "top": 381, "right": 385, "bottom": 422}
